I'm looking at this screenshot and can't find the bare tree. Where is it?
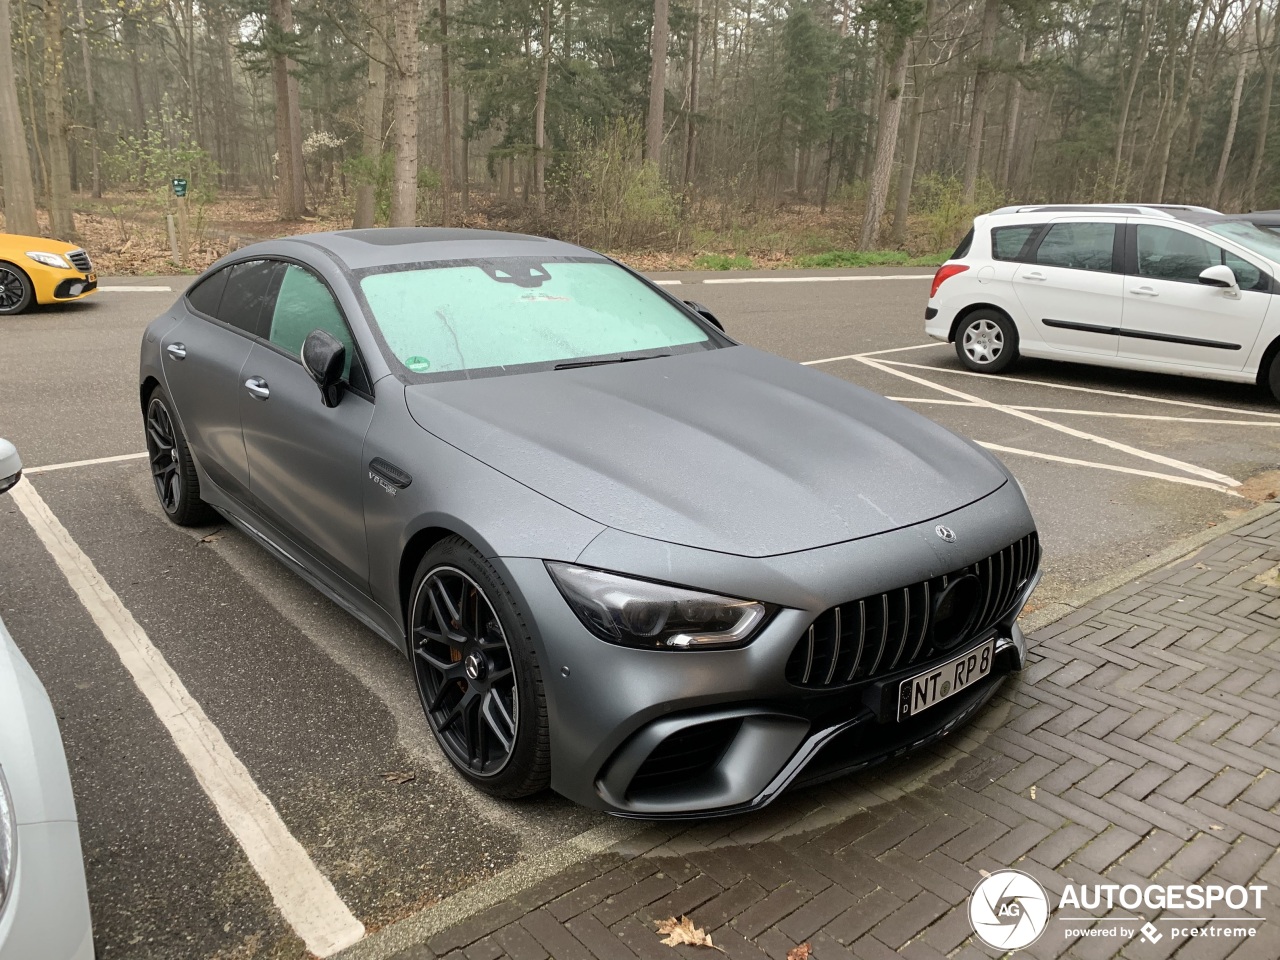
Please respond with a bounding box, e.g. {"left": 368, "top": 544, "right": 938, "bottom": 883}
{"left": 534, "top": 0, "right": 550, "bottom": 213}
{"left": 1211, "top": 0, "right": 1259, "bottom": 209}
{"left": 1154, "top": 0, "right": 1212, "bottom": 202}
{"left": 1111, "top": 0, "right": 1159, "bottom": 198}
{"left": 1247, "top": 0, "right": 1280, "bottom": 207}
{"left": 44, "top": 0, "right": 76, "bottom": 238}
{"left": 390, "top": 0, "right": 422, "bottom": 226}
{"left": 860, "top": 45, "right": 910, "bottom": 249}
{"left": 439, "top": 0, "right": 454, "bottom": 226}
{"left": 74, "top": 0, "right": 100, "bottom": 198}
{"left": 961, "top": 0, "right": 1000, "bottom": 203}
{"left": 270, "top": 0, "right": 306, "bottom": 219}
{"left": 647, "top": 0, "right": 670, "bottom": 165}
{"left": 0, "top": 0, "right": 37, "bottom": 234}
{"left": 684, "top": 0, "right": 701, "bottom": 187}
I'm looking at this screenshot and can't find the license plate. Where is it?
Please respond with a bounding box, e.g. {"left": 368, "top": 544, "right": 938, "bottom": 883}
{"left": 898, "top": 637, "right": 995, "bottom": 720}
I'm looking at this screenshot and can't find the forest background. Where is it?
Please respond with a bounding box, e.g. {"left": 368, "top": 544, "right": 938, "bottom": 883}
{"left": 0, "top": 0, "right": 1275, "bottom": 274}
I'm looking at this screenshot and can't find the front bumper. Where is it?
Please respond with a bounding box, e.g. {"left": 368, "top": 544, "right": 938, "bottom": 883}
{"left": 0, "top": 820, "right": 95, "bottom": 960}
{"left": 500, "top": 483, "right": 1038, "bottom": 818}
{"left": 31, "top": 265, "right": 97, "bottom": 304}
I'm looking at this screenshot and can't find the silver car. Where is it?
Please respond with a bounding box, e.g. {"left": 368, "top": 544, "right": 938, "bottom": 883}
{"left": 0, "top": 439, "right": 95, "bottom": 959}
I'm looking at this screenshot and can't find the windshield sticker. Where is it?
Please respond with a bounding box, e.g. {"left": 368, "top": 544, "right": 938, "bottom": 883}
{"left": 404, "top": 356, "right": 432, "bottom": 373}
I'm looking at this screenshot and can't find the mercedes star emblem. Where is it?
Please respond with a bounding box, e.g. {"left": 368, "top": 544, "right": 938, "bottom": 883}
{"left": 935, "top": 525, "right": 957, "bottom": 543}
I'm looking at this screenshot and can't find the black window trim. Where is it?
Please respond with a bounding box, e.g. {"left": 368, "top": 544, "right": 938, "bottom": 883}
{"left": 184, "top": 255, "right": 374, "bottom": 402}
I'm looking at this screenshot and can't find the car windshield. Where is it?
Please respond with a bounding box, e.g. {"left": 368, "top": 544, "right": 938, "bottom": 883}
{"left": 1205, "top": 221, "right": 1280, "bottom": 262}
{"left": 359, "top": 258, "right": 714, "bottom": 377}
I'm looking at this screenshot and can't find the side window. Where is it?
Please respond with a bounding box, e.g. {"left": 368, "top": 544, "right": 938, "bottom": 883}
{"left": 187, "top": 268, "right": 229, "bottom": 317}
{"left": 217, "top": 260, "right": 285, "bottom": 335}
{"left": 951, "top": 229, "right": 974, "bottom": 260}
{"left": 991, "top": 225, "right": 1041, "bottom": 262}
{"left": 1135, "top": 226, "right": 1219, "bottom": 283}
{"left": 268, "top": 264, "right": 355, "bottom": 379}
{"left": 1224, "top": 250, "right": 1266, "bottom": 291}
{"left": 1032, "top": 222, "right": 1115, "bottom": 272}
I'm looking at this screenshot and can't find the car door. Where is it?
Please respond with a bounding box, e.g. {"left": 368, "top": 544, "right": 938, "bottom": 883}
{"left": 239, "top": 261, "right": 375, "bottom": 592}
{"left": 160, "top": 260, "right": 279, "bottom": 500}
{"left": 1008, "top": 220, "right": 1124, "bottom": 357}
{"left": 1120, "top": 223, "right": 1272, "bottom": 371}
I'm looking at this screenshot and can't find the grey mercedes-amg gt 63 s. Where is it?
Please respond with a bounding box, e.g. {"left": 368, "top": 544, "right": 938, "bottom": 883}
{"left": 138, "top": 228, "right": 1040, "bottom": 817}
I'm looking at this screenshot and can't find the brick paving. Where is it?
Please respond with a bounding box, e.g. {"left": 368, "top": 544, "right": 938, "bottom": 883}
{"left": 392, "top": 511, "right": 1280, "bottom": 960}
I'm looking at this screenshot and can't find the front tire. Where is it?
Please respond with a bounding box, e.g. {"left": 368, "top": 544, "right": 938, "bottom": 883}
{"left": 1268, "top": 352, "right": 1280, "bottom": 404}
{"left": 0, "top": 262, "right": 34, "bottom": 315}
{"left": 408, "top": 537, "right": 550, "bottom": 798}
{"left": 955, "top": 309, "right": 1018, "bottom": 373}
{"left": 144, "top": 386, "right": 217, "bottom": 526}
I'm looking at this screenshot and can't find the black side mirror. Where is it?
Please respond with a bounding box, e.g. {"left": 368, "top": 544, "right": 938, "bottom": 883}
{"left": 684, "top": 300, "right": 724, "bottom": 331}
{"left": 302, "top": 329, "right": 346, "bottom": 408}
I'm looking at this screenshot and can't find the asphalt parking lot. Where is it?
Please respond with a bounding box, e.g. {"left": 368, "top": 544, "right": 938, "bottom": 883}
{"left": 2, "top": 269, "right": 1279, "bottom": 959}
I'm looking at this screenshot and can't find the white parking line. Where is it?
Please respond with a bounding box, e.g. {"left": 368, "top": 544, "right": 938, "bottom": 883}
{"left": 856, "top": 356, "right": 1243, "bottom": 487}
{"left": 804, "top": 342, "right": 946, "bottom": 365}
{"left": 10, "top": 480, "right": 365, "bottom": 956}
{"left": 98, "top": 285, "right": 173, "bottom": 292}
{"left": 26, "top": 451, "right": 149, "bottom": 474}
{"left": 652, "top": 279, "right": 682, "bottom": 286}
{"left": 887, "top": 397, "right": 1280, "bottom": 426}
{"left": 881, "top": 360, "right": 1280, "bottom": 420}
{"left": 703, "top": 274, "right": 931, "bottom": 285}
{"left": 978, "top": 443, "right": 1238, "bottom": 495}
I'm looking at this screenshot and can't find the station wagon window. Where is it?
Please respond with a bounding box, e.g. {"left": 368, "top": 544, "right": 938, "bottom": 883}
{"left": 216, "top": 260, "right": 282, "bottom": 335}
{"left": 268, "top": 264, "right": 355, "bottom": 378}
{"left": 991, "top": 225, "right": 1041, "bottom": 261}
{"left": 1136, "top": 225, "right": 1268, "bottom": 290}
{"left": 1031, "top": 222, "right": 1115, "bottom": 272}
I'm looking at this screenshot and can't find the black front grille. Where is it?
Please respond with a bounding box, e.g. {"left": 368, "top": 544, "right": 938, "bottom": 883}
{"left": 786, "top": 532, "right": 1039, "bottom": 690}
{"left": 67, "top": 249, "right": 92, "bottom": 272}
{"left": 627, "top": 718, "right": 742, "bottom": 798}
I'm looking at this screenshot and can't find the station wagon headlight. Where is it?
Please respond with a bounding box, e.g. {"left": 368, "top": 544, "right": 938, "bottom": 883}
{"left": 547, "top": 563, "right": 768, "bottom": 650}
{"left": 26, "top": 251, "right": 70, "bottom": 269}
{"left": 0, "top": 765, "right": 15, "bottom": 920}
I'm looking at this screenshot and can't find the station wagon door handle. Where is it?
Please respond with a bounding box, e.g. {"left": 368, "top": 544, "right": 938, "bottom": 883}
{"left": 166, "top": 342, "right": 187, "bottom": 360}
{"left": 1131, "top": 286, "right": 1159, "bottom": 297}
{"left": 1020, "top": 271, "right": 1047, "bottom": 282}
{"left": 244, "top": 377, "right": 270, "bottom": 400}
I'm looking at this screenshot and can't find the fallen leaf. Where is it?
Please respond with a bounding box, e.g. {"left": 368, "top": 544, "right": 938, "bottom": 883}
{"left": 381, "top": 771, "right": 416, "bottom": 784}
{"left": 655, "top": 916, "right": 721, "bottom": 950}
{"left": 787, "top": 944, "right": 813, "bottom": 960}
{"left": 198, "top": 531, "right": 224, "bottom": 543}
{"left": 1030, "top": 785, "right": 1037, "bottom": 800}
{"left": 1208, "top": 824, "right": 1223, "bottom": 831}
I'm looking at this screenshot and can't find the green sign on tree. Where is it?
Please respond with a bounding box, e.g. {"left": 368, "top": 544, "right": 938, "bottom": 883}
{"left": 172, "top": 178, "right": 188, "bottom": 198}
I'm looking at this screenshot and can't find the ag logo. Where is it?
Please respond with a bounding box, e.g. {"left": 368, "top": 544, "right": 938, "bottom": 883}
{"left": 969, "top": 870, "right": 1049, "bottom": 950}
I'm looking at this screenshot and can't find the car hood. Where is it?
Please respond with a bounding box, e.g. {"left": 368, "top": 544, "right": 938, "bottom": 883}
{"left": 404, "top": 346, "right": 1007, "bottom": 557}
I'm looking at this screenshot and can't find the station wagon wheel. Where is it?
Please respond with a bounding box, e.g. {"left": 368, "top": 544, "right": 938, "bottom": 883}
{"left": 0, "top": 263, "right": 33, "bottom": 316}
{"left": 955, "top": 309, "right": 1018, "bottom": 373}
{"left": 409, "top": 539, "right": 549, "bottom": 797}
{"left": 144, "top": 387, "right": 216, "bottom": 526}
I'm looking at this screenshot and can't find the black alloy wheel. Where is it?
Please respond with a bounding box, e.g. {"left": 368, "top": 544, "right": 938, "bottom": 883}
{"left": 144, "top": 388, "right": 216, "bottom": 526}
{"left": 412, "top": 566, "right": 519, "bottom": 776}
{"left": 0, "top": 263, "right": 33, "bottom": 315}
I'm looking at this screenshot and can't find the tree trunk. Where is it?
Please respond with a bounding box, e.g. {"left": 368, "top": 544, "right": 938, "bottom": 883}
{"left": 646, "top": 0, "right": 669, "bottom": 165}
{"left": 999, "top": 36, "right": 1025, "bottom": 191}
{"left": 74, "top": 0, "right": 100, "bottom": 198}
{"left": 1111, "top": 0, "right": 1157, "bottom": 199}
{"left": 271, "top": 0, "right": 306, "bottom": 220}
{"left": 1211, "top": 9, "right": 1255, "bottom": 211}
{"left": 44, "top": 0, "right": 75, "bottom": 238}
{"left": 353, "top": 0, "right": 389, "bottom": 228}
{"left": 683, "top": 0, "right": 700, "bottom": 187}
{"left": 439, "top": 0, "right": 454, "bottom": 225}
{"left": 1247, "top": 8, "right": 1280, "bottom": 208}
{"left": 892, "top": 0, "right": 933, "bottom": 245}
{"left": 1155, "top": 0, "right": 1212, "bottom": 203}
{"left": 961, "top": 0, "right": 1000, "bottom": 203}
{"left": 534, "top": 0, "right": 550, "bottom": 213}
{"left": 460, "top": 85, "right": 470, "bottom": 215}
{"left": 0, "top": 0, "right": 37, "bottom": 234}
{"left": 859, "top": 45, "right": 909, "bottom": 250}
{"left": 390, "top": 0, "right": 421, "bottom": 226}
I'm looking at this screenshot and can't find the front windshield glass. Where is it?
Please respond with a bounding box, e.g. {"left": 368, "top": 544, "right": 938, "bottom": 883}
{"left": 360, "top": 258, "right": 713, "bottom": 377}
{"left": 1206, "top": 221, "right": 1280, "bottom": 262}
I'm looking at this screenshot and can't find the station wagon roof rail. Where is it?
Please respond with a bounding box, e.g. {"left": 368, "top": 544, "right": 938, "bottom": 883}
{"left": 987, "top": 203, "right": 1221, "bottom": 220}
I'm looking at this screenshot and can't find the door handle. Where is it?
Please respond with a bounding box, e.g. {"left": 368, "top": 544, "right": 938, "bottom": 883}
{"left": 166, "top": 342, "right": 187, "bottom": 360}
{"left": 244, "top": 377, "right": 270, "bottom": 400}
{"left": 1131, "top": 286, "right": 1159, "bottom": 297}
{"left": 1021, "top": 271, "right": 1047, "bottom": 282}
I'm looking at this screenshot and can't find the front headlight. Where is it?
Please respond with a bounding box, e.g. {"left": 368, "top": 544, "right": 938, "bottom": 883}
{"left": 546, "top": 563, "right": 768, "bottom": 650}
{"left": 26, "top": 251, "right": 70, "bottom": 269}
{"left": 0, "top": 766, "right": 15, "bottom": 920}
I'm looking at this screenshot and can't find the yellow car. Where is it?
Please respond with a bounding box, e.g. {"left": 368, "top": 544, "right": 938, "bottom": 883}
{"left": 0, "top": 234, "right": 97, "bottom": 315}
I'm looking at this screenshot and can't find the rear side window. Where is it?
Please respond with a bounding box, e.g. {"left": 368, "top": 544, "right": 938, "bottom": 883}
{"left": 216, "top": 260, "right": 284, "bottom": 336}
{"left": 951, "top": 229, "right": 974, "bottom": 260}
{"left": 187, "top": 268, "right": 229, "bottom": 318}
{"left": 991, "top": 225, "right": 1041, "bottom": 262}
{"left": 1032, "top": 223, "right": 1116, "bottom": 272}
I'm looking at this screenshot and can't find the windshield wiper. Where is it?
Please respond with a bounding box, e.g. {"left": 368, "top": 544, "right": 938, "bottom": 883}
{"left": 554, "top": 353, "right": 670, "bottom": 370}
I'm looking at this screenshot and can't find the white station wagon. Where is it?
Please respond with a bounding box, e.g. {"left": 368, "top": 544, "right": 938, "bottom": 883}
{"left": 924, "top": 203, "right": 1280, "bottom": 401}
